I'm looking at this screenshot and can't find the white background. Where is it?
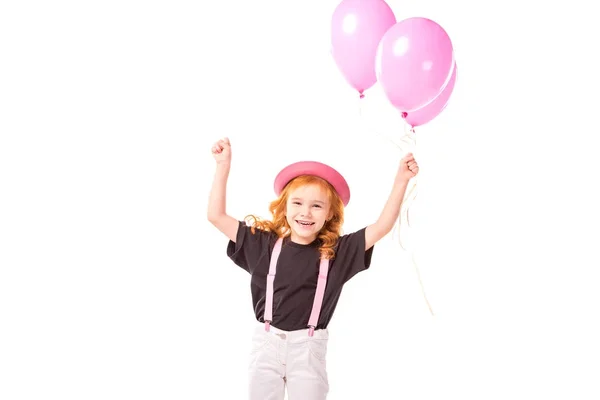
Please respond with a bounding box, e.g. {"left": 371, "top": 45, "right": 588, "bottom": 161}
{"left": 2, "top": 0, "right": 599, "bottom": 399}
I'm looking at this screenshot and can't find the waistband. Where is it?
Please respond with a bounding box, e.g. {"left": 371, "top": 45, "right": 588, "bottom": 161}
{"left": 254, "top": 321, "right": 329, "bottom": 341}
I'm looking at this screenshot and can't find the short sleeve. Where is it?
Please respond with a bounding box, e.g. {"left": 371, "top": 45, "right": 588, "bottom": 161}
{"left": 333, "top": 227, "right": 374, "bottom": 283}
{"left": 226, "top": 220, "right": 275, "bottom": 274}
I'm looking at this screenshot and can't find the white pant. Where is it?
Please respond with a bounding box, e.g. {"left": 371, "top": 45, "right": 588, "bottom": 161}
{"left": 248, "top": 322, "right": 330, "bottom": 400}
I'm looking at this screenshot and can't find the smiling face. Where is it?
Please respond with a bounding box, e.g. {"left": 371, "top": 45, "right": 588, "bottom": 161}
{"left": 285, "top": 183, "right": 331, "bottom": 244}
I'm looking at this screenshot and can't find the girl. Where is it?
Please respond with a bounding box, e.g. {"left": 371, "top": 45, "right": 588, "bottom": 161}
{"left": 207, "top": 137, "right": 419, "bottom": 399}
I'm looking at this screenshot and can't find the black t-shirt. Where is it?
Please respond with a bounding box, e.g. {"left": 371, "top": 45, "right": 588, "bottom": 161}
{"left": 227, "top": 220, "right": 374, "bottom": 331}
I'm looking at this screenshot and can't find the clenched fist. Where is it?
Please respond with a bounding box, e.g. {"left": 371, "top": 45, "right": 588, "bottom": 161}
{"left": 211, "top": 137, "right": 231, "bottom": 165}
{"left": 398, "top": 152, "right": 419, "bottom": 182}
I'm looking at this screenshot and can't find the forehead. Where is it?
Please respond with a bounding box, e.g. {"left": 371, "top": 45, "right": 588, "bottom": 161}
{"left": 288, "top": 184, "right": 328, "bottom": 201}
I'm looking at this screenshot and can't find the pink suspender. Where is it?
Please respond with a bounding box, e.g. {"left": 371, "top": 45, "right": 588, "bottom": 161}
{"left": 263, "top": 238, "right": 282, "bottom": 333}
{"left": 263, "top": 237, "right": 329, "bottom": 337}
{"left": 307, "top": 258, "right": 329, "bottom": 336}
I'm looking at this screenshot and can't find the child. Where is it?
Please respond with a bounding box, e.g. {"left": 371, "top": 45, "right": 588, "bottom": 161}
{"left": 207, "top": 137, "right": 419, "bottom": 399}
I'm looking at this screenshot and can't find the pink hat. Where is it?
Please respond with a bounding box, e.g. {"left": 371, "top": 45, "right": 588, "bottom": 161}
{"left": 274, "top": 161, "right": 351, "bottom": 206}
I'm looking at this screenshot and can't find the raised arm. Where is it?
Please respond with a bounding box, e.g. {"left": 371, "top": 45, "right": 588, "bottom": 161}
{"left": 365, "top": 153, "right": 419, "bottom": 250}
{"left": 207, "top": 137, "right": 239, "bottom": 242}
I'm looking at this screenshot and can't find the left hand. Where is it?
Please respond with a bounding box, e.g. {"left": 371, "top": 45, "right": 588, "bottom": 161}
{"left": 398, "top": 152, "right": 419, "bottom": 182}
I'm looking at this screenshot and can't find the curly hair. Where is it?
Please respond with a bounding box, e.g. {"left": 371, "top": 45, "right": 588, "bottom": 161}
{"left": 244, "top": 175, "right": 344, "bottom": 259}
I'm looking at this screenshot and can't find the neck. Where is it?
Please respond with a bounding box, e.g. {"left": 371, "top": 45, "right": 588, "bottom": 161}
{"left": 290, "top": 232, "right": 317, "bottom": 245}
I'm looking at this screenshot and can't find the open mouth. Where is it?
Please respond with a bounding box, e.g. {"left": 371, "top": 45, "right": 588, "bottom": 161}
{"left": 296, "top": 220, "right": 315, "bottom": 227}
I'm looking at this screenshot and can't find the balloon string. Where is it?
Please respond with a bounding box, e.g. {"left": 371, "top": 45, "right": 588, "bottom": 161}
{"left": 356, "top": 104, "right": 434, "bottom": 316}
{"left": 391, "top": 126, "right": 435, "bottom": 316}
{"left": 358, "top": 95, "right": 363, "bottom": 117}
{"left": 393, "top": 180, "right": 435, "bottom": 316}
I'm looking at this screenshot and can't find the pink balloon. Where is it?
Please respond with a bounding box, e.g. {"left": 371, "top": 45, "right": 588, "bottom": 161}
{"left": 377, "top": 17, "right": 454, "bottom": 112}
{"left": 331, "top": 0, "right": 396, "bottom": 97}
{"left": 403, "top": 62, "right": 457, "bottom": 127}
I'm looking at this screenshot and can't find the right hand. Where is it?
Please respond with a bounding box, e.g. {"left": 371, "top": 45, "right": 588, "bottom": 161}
{"left": 211, "top": 137, "right": 231, "bottom": 165}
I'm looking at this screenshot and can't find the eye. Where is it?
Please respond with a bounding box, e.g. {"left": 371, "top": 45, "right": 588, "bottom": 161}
{"left": 292, "top": 201, "right": 301, "bottom": 205}
{"left": 313, "top": 204, "right": 322, "bottom": 208}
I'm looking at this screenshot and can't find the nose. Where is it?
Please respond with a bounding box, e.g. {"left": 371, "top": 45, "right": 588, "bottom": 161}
{"left": 300, "top": 206, "right": 311, "bottom": 217}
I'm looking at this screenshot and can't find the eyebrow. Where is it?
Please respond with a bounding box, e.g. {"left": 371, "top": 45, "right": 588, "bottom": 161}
{"left": 290, "top": 197, "right": 325, "bottom": 204}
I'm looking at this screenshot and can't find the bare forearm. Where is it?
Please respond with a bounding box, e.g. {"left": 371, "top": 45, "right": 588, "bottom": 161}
{"left": 377, "top": 176, "right": 409, "bottom": 234}
{"left": 365, "top": 153, "right": 418, "bottom": 250}
{"left": 207, "top": 163, "right": 231, "bottom": 220}
{"left": 208, "top": 138, "right": 239, "bottom": 242}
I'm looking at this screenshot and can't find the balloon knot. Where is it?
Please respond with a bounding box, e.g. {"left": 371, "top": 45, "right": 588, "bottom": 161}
{"left": 359, "top": 93, "right": 365, "bottom": 99}
{"left": 401, "top": 112, "right": 408, "bottom": 118}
